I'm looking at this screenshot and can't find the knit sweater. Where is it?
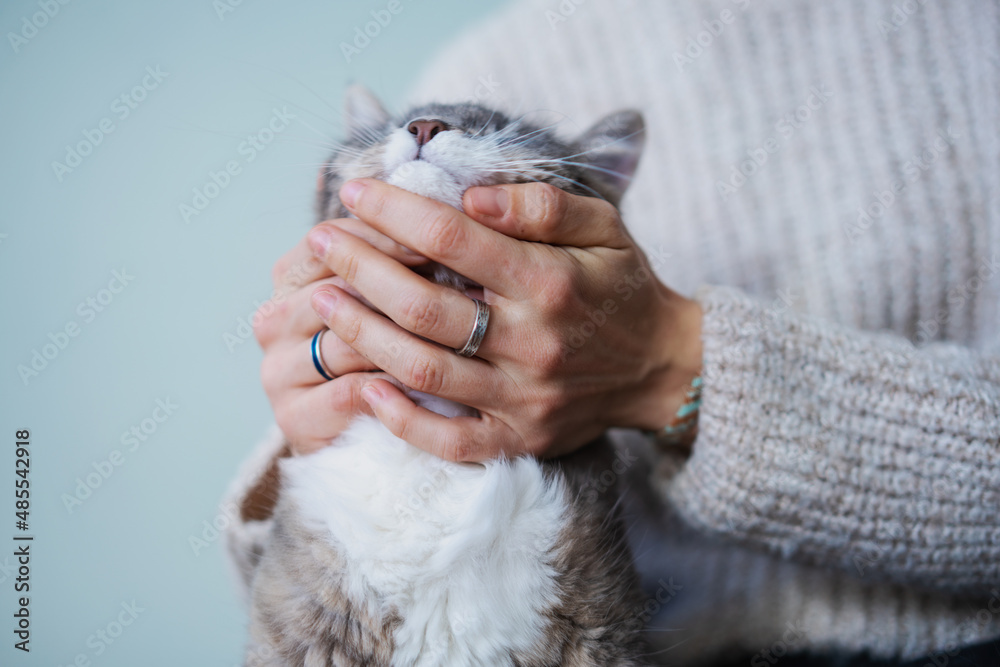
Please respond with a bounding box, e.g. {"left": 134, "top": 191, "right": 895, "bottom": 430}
{"left": 223, "top": 0, "right": 1000, "bottom": 664}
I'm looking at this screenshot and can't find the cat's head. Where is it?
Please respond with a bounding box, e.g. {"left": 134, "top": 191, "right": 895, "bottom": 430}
{"left": 317, "top": 84, "right": 645, "bottom": 222}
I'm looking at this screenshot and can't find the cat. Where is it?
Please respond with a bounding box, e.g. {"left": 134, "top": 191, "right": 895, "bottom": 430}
{"left": 243, "top": 85, "right": 651, "bottom": 666}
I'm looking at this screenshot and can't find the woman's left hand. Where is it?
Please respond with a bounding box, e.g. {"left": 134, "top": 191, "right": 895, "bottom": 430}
{"left": 306, "top": 178, "right": 703, "bottom": 462}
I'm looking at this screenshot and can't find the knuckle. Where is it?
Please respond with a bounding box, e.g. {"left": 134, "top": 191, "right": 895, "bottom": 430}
{"left": 397, "top": 291, "right": 445, "bottom": 336}
{"left": 340, "top": 313, "right": 363, "bottom": 347}
{"left": 533, "top": 334, "right": 567, "bottom": 377}
{"left": 362, "top": 187, "right": 386, "bottom": 220}
{"left": 393, "top": 412, "right": 416, "bottom": 443}
{"left": 421, "top": 210, "right": 466, "bottom": 259}
{"left": 339, "top": 251, "right": 362, "bottom": 285}
{"left": 518, "top": 431, "right": 549, "bottom": 459}
{"left": 402, "top": 354, "right": 443, "bottom": 395}
{"left": 523, "top": 441, "right": 546, "bottom": 459}
{"left": 252, "top": 305, "right": 277, "bottom": 346}
{"left": 591, "top": 196, "right": 619, "bottom": 224}
{"left": 596, "top": 201, "right": 626, "bottom": 242}
{"left": 533, "top": 388, "right": 566, "bottom": 424}
{"left": 251, "top": 317, "right": 269, "bottom": 346}
{"left": 545, "top": 269, "right": 578, "bottom": 305}
{"left": 327, "top": 381, "right": 359, "bottom": 416}
{"left": 531, "top": 183, "right": 568, "bottom": 230}
{"left": 282, "top": 257, "right": 319, "bottom": 290}
{"left": 443, "top": 432, "right": 475, "bottom": 462}
{"left": 259, "top": 355, "right": 281, "bottom": 395}
{"left": 273, "top": 404, "right": 296, "bottom": 440}
{"left": 270, "top": 257, "right": 289, "bottom": 286}
{"left": 273, "top": 252, "right": 320, "bottom": 288}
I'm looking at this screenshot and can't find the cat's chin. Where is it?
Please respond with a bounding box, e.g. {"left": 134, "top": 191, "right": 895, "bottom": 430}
{"left": 386, "top": 159, "right": 465, "bottom": 210}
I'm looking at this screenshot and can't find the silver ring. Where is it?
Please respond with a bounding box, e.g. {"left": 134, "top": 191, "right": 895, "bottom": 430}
{"left": 455, "top": 298, "right": 490, "bottom": 358}
{"left": 311, "top": 329, "right": 336, "bottom": 381}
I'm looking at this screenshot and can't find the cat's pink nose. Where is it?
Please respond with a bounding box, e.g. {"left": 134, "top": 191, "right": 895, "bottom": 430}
{"left": 408, "top": 119, "right": 447, "bottom": 147}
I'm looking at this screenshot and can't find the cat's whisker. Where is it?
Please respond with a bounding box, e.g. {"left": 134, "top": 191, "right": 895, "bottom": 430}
{"left": 497, "top": 155, "right": 632, "bottom": 181}
{"left": 328, "top": 147, "right": 371, "bottom": 159}
{"left": 641, "top": 627, "right": 685, "bottom": 633}
{"left": 638, "top": 637, "right": 693, "bottom": 658}
{"left": 469, "top": 107, "right": 499, "bottom": 139}
{"left": 494, "top": 120, "right": 566, "bottom": 147}
{"left": 482, "top": 114, "right": 544, "bottom": 144}
{"left": 546, "top": 127, "right": 646, "bottom": 161}
{"left": 268, "top": 162, "right": 353, "bottom": 172}
{"left": 492, "top": 163, "right": 606, "bottom": 199}
{"left": 540, "top": 158, "right": 636, "bottom": 182}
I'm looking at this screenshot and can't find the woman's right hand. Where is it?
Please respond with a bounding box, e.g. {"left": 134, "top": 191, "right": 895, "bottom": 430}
{"left": 254, "top": 218, "right": 428, "bottom": 455}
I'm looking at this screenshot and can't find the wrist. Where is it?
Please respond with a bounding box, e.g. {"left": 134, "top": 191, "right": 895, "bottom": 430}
{"left": 628, "top": 289, "right": 704, "bottom": 442}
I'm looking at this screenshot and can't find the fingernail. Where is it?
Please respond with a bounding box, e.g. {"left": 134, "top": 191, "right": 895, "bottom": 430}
{"left": 361, "top": 383, "right": 383, "bottom": 405}
{"left": 311, "top": 289, "right": 337, "bottom": 320}
{"left": 468, "top": 186, "right": 508, "bottom": 218}
{"left": 340, "top": 180, "right": 366, "bottom": 209}
{"left": 307, "top": 226, "right": 334, "bottom": 257}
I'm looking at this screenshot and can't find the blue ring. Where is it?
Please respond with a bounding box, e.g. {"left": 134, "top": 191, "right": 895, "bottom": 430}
{"left": 311, "top": 330, "right": 336, "bottom": 381}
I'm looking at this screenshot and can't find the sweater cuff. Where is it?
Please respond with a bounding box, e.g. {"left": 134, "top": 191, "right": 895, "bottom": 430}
{"left": 663, "top": 285, "right": 799, "bottom": 545}
{"left": 661, "top": 284, "right": 1000, "bottom": 592}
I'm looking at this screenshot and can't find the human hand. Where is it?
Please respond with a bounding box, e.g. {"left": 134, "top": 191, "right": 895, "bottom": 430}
{"left": 306, "top": 178, "right": 703, "bottom": 462}
{"left": 254, "top": 217, "right": 428, "bottom": 455}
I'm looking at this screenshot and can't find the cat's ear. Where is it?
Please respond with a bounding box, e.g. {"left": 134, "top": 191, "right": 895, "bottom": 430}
{"left": 344, "top": 84, "right": 391, "bottom": 139}
{"left": 573, "top": 110, "right": 645, "bottom": 205}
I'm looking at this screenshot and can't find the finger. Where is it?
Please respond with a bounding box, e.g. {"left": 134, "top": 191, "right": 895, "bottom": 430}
{"left": 279, "top": 275, "right": 366, "bottom": 338}
{"left": 361, "top": 378, "right": 512, "bottom": 462}
{"left": 312, "top": 285, "right": 497, "bottom": 406}
{"left": 338, "top": 179, "right": 529, "bottom": 298}
{"left": 253, "top": 276, "right": 359, "bottom": 349}
{"left": 270, "top": 219, "right": 415, "bottom": 341}
{"left": 272, "top": 216, "right": 426, "bottom": 294}
{"left": 275, "top": 373, "right": 377, "bottom": 455}
{"left": 271, "top": 236, "right": 332, "bottom": 290}
{"left": 463, "top": 182, "right": 629, "bottom": 249}
{"left": 309, "top": 225, "right": 495, "bottom": 353}
{"left": 260, "top": 333, "right": 376, "bottom": 399}
{"left": 309, "top": 329, "right": 376, "bottom": 377}
{"left": 321, "top": 218, "right": 429, "bottom": 268}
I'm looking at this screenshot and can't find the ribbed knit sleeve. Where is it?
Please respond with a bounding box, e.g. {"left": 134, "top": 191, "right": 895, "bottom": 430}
{"left": 663, "top": 284, "right": 1000, "bottom": 594}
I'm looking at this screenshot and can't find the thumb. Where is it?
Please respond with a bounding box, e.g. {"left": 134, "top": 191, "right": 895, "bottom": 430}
{"left": 463, "top": 182, "right": 628, "bottom": 249}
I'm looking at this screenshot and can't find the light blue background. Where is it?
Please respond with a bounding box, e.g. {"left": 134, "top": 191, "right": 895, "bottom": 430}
{"left": 0, "top": 1, "right": 507, "bottom": 664}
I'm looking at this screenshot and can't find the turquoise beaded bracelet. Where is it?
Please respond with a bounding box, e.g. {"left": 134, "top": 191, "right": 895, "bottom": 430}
{"left": 645, "top": 375, "right": 702, "bottom": 447}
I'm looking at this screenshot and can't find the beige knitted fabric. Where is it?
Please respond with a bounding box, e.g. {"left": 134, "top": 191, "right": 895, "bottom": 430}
{"left": 223, "top": 0, "right": 1000, "bottom": 663}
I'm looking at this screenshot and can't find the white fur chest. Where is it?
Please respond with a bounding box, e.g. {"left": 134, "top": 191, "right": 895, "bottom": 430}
{"left": 280, "top": 417, "right": 569, "bottom": 666}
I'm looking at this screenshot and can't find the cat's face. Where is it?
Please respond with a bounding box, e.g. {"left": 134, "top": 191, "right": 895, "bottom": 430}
{"left": 317, "top": 85, "right": 645, "bottom": 222}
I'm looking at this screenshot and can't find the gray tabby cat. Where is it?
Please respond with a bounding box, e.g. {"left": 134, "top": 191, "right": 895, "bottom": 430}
{"left": 244, "top": 85, "right": 651, "bottom": 666}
